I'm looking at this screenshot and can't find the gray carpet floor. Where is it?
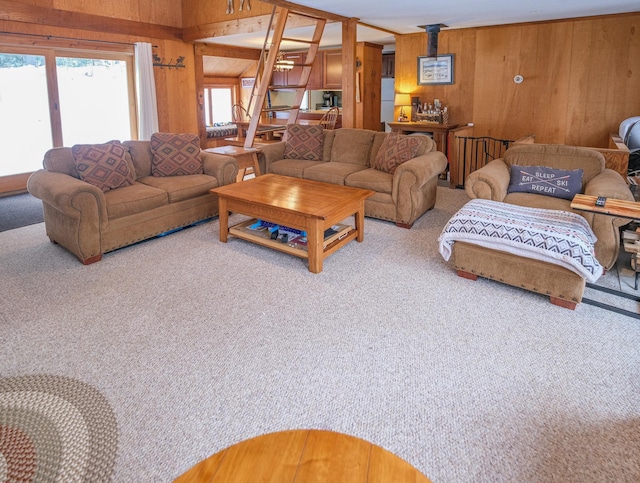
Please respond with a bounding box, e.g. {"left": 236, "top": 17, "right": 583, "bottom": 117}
{"left": 1, "top": 186, "right": 639, "bottom": 482}
{"left": 0, "top": 193, "right": 44, "bottom": 232}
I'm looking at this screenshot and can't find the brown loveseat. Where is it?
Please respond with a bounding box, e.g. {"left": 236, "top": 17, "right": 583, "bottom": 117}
{"left": 464, "top": 143, "right": 633, "bottom": 270}
{"left": 27, "top": 138, "right": 238, "bottom": 264}
{"left": 258, "top": 127, "right": 448, "bottom": 228}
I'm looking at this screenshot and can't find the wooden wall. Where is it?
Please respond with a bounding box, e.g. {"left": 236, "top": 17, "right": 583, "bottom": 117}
{"left": 182, "top": 0, "right": 272, "bottom": 28}
{"left": 395, "top": 13, "right": 640, "bottom": 148}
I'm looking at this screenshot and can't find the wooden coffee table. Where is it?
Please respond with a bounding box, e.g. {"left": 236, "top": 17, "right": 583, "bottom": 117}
{"left": 173, "top": 429, "right": 432, "bottom": 483}
{"left": 210, "top": 174, "right": 373, "bottom": 273}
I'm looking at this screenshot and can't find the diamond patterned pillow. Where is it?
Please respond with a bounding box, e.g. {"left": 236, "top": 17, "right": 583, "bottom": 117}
{"left": 283, "top": 124, "right": 324, "bottom": 161}
{"left": 372, "top": 133, "right": 422, "bottom": 174}
{"left": 150, "top": 132, "right": 203, "bottom": 176}
{"left": 71, "top": 141, "right": 135, "bottom": 192}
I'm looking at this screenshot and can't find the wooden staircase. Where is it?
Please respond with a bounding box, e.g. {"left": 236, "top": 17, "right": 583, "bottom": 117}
{"left": 243, "top": 6, "right": 326, "bottom": 149}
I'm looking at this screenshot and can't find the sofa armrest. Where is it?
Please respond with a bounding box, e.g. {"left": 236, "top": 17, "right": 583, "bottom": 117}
{"left": 464, "top": 159, "right": 510, "bottom": 201}
{"left": 257, "top": 142, "right": 286, "bottom": 173}
{"left": 393, "top": 151, "right": 448, "bottom": 192}
{"left": 584, "top": 169, "right": 635, "bottom": 201}
{"left": 200, "top": 151, "right": 239, "bottom": 186}
{"left": 27, "top": 169, "right": 107, "bottom": 222}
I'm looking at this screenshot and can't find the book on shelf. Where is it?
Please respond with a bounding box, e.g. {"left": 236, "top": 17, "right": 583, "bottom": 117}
{"left": 231, "top": 219, "right": 351, "bottom": 251}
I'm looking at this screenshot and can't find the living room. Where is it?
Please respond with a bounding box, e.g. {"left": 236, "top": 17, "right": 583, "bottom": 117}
{"left": 1, "top": 1, "right": 639, "bottom": 482}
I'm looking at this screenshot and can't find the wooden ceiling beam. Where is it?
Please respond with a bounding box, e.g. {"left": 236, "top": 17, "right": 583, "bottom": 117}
{"left": 258, "top": 0, "right": 350, "bottom": 22}
{"left": 195, "top": 42, "right": 261, "bottom": 60}
{"left": 0, "top": 0, "right": 182, "bottom": 40}
{"left": 183, "top": 12, "right": 325, "bottom": 42}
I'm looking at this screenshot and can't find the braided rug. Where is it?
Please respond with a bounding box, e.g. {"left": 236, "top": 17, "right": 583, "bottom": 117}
{"left": 0, "top": 374, "right": 118, "bottom": 482}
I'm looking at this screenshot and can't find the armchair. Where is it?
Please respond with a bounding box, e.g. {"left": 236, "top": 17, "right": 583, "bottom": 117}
{"left": 464, "top": 143, "right": 634, "bottom": 270}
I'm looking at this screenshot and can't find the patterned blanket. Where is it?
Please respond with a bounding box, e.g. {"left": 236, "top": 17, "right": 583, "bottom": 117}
{"left": 438, "top": 199, "right": 603, "bottom": 282}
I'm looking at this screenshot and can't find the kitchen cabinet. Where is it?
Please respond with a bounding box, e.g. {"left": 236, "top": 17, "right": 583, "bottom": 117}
{"left": 306, "top": 52, "right": 324, "bottom": 90}
{"left": 323, "top": 50, "right": 342, "bottom": 89}
{"left": 275, "top": 49, "right": 343, "bottom": 90}
{"left": 306, "top": 49, "right": 342, "bottom": 90}
{"left": 272, "top": 52, "right": 305, "bottom": 87}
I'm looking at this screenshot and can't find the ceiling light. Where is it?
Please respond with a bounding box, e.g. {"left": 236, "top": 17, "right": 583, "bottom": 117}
{"left": 274, "top": 51, "right": 294, "bottom": 72}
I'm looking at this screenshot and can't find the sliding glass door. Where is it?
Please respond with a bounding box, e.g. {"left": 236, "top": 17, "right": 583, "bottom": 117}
{"left": 56, "top": 56, "right": 134, "bottom": 146}
{"left": 0, "top": 52, "right": 53, "bottom": 177}
{"left": 0, "top": 46, "right": 136, "bottom": 190}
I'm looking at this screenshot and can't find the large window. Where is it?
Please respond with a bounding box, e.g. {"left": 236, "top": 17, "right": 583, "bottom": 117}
{"left": 204, "top": 86, "right": 233, "bottom": 125}
{"left": 0, "top": 45, "right": 136, "bottom": 183}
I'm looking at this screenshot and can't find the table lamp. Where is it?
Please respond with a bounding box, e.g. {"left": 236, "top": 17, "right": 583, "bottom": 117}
{"left": 394, "top": 93, "right": 411, "bottom": 121}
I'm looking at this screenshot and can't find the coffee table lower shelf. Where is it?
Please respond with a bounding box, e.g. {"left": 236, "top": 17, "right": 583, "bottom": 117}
{"left": 229, "top": 218, "right": 357, "bottom": 264}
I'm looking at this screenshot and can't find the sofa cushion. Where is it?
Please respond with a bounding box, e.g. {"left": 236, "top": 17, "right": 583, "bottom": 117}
{"left": 345, "top": 168, "right": 393, "bottom": 195}
{"left": 123, "top": 140, "right": 153, "bottom": 178}
{"left": 303, "top": 162, "right": 367, "bottom": 185}
{"left": 372, "top": 133, "right": 422, "bottom": 174}
{"left": 71, "top": 141, "right": 135, "bottom": 192}
{"left": 508, "top": 165, "right": 583, "bottom": 200}
{"left": 283, "top": 124, "right": 324, "bottom": 161}
{"left": 103, "top": 182, "right": 168, "bottom": 219}
{"left": 330, "top": 129, "right": 376, "bottom": 166}
{"left": 138, "top": 174, "right": 219, "bottom": 203}
{"left": 270, "top": 159, "right": 324, "bottom": 178}
{"left": 150, "top": 132, "right": 203, "bottom": 176}
{"left": 504, "top": 192, "right": 573, "bottom": 213}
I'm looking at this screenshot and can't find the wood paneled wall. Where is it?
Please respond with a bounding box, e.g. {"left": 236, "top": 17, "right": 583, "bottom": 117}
{"left": 182, "top": 0, "right": 272, "bottom": 29}
{"left": 0, "top": 0, "right": 183, "bottom": 28}
{"left": 396, "top": 13, "right": 640, "bottom": 148}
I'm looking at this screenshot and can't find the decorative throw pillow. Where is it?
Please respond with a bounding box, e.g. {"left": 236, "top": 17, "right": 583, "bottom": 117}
{"left": 71, "top": 141, "right": 135, "bottom": 192}
{"left": 283, "top": 124, "right": 324, "bottom": 161}
{"left": 150, "top": 132, "right": 203, "bottom": 176}
{"left": 508, "top": 165, "right": 583, "bottom": 200}
{"left": 372, "top": 132, "right": 421, "bottom": 174}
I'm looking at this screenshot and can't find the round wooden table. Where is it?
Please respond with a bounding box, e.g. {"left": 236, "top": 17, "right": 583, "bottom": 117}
{"left": 174, "top": 429, "right": 431, "bottom": 482}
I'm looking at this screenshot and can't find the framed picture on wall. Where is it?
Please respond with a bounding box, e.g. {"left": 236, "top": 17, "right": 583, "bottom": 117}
{"left": 417, "top": 54, "right": 454, "bottom": 85}
{"left": 241, "top": 77, "right": 255, "bottom": 88}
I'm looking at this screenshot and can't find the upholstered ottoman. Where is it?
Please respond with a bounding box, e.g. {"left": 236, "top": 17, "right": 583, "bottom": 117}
{"left": 439, "top": 199, "right": 603, "bottom": 310}
{"left": 450, "top": 242, "right": 587, "bottom": 309}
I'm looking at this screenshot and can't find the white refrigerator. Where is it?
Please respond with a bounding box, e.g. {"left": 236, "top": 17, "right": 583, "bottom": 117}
{"left": 381, "top": 78, "right": 395, "bottom": 132}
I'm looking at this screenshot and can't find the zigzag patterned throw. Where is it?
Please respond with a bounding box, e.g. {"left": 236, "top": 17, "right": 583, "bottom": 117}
{"left": 438, "top": 199, "right": 603, "bottom": 282}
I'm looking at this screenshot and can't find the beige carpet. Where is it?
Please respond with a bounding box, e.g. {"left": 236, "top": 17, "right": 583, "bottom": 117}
{"left": 1, "top": 186, "right": 639, "bottom": 482}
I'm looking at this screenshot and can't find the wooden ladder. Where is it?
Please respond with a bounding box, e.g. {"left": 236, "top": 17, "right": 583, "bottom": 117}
{"left": 243, "top": 6, "right": 326, "bottom": 149}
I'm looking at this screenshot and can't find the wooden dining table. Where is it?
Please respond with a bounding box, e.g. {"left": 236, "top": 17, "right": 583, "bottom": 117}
{"left": 235, "top": 119, "right": 321, "bottom": 141}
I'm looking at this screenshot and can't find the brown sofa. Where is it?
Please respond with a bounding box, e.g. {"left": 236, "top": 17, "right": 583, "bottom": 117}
{"left": 258, "top": 128, "right": 448, "bottom": 228}
{"left": 464, "top": 143, "right": 633, "bottom": 270}
{"left": 27, "top": 140, "right": 238, "bottom": 264}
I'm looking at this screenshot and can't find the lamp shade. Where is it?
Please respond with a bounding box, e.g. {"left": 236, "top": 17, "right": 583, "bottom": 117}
{"left": 394, "top": 93, "right": 411, "bottom": 106}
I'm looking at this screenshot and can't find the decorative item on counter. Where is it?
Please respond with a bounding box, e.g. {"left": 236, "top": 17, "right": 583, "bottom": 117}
{"left": 416, "top": 99, "right": 446, "bottom": 123}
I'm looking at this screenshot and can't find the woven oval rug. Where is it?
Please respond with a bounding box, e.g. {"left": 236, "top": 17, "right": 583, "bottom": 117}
{"left": 0, "top": 374, "right": 118, "bottom": 482}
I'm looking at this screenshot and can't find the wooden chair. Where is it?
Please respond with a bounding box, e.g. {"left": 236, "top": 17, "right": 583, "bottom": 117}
{"left": 232, "top": 104, "right": 250, "bottom": 123}
{"left": 319, "top": 107, "right": 339, "bottom": 130}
